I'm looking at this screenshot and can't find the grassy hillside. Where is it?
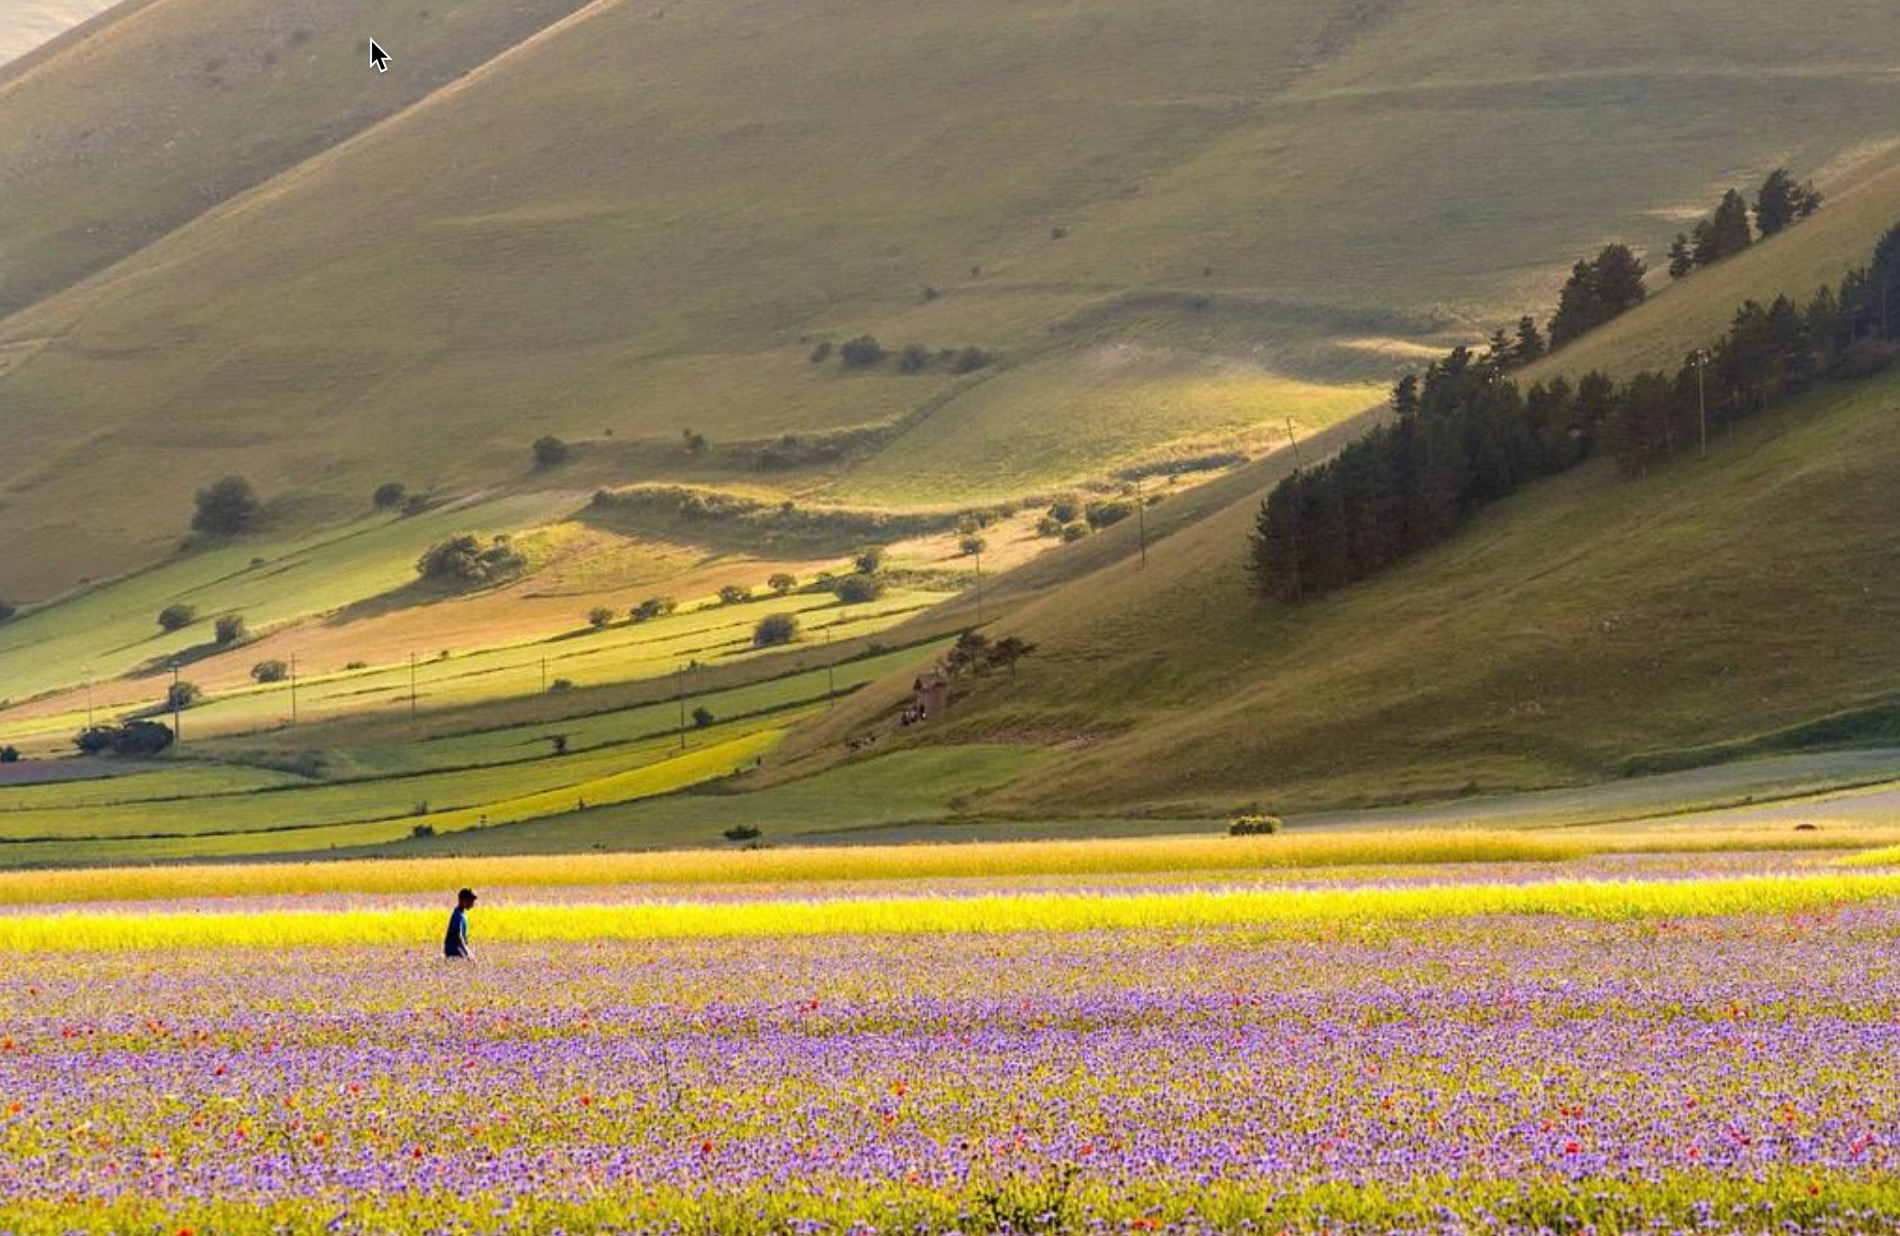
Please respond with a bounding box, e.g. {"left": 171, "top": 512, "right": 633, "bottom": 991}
{"left": 0, "top": 1, "right": 120, "bottom": 65}
{"left": 0, "top": 0, "right": 599, "bottom": 318}
{"left": 792, "top": 167, "right": 1900, "bottom": 813}
{"left": 9, "top": 0, "right": 1900, "bottom": 603}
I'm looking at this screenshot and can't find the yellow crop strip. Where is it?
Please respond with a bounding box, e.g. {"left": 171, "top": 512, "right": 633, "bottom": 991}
{"left": 4, "top": 825, "right": 1899, "bottom": 907}
{"left": 3, "top": 872, "right": 1898, "bottom": 951}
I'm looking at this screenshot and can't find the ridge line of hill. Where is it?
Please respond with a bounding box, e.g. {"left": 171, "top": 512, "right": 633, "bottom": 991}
{"left": 0, "top": 0, "right": 635, "bottom": 340}
{"left": 0, "top": 0, "right": 170, "bottom": 94}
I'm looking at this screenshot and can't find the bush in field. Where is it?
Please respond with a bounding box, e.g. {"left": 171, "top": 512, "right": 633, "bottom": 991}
{"left": 75, "top": 720, "right": 174, "bottom": 757}
{"left": 723, "top": 824, "right": 762, "bottom": 843}
{"left": 958, "top": 534, "right": 987, "bottom": 557}
{"left": 753, "top": 613, "right": 800, "bottom": 647}
{"left": 808, "top": 341, "right": 833, "bottom": 363}
{"left": 768, "top": 573, "right": 798, "bottom": 595}
{"left": 157, "top": 603, "right": 198, "bottom": 633}
{"left": 854, "top": 546, "right": 886, "bottom": 575}
{"left": 954, "top": 346, "right": 993, "bottom": 374}
{"left": 898, "top": 343, "right": 930, "bottom": 374}
{"left": 1229, "top": 813, "right": 1283, "bottom": 836}
{"left": 1086, "top": 499, "right": 1134, "bottom": 529}
{"left": 719, "top": 585, "right": 750, "bottom": 606}
{"left": 834, "top": 573, "right": 884, "bottom": 604}
{"left": 682, "top": 429, "right": 709, "bottom": 455}
{"left": 631, "top": 597, "right": 677, "bottom": 622}
{"left": 191, "top": 476, "right": 262, "bottom": 536}
{"left": 839, "top": 336, "right": 885, "bottom": 369}
{"left": 1047, "top": 495, "right": 1082, "bottom": 524}
{"left": 372, "top": 482, "right": 406, "bottom": 509}
{"left": 1036, "top": 515, "right": 1063, "bottom": 537}
{"left": 0, "top": 745, "right": 18, "bottom": 763}
{"left": 549, "top": 678, "right": 574, "bottom": 692}
{"left": 251, "top": 660, "right": 289, "bottom": 684}
{"left": 1061, "top": 523, "right": 1089, "bottom": 543}
{"left": 166, "top": 681, "right": 203, "bottom": 710}
{"left": 417, "top": 535, "right": 527, "bottom": 587}
{"left": 532, "top": 436, "right": 571, "bottom": 468}
{"left": 692, "top": 706, "right": 716, "bottom": 728}
{"left": 213, "top": 614, "right": 248, "bottom": 645}
{"left": 587, "top": 607, "right": 616, "bottom": 629}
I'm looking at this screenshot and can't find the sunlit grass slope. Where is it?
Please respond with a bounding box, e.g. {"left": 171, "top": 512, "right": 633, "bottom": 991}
{"left": 9, "top": 0, "right": 1900, "bottom": 599}
{"left": 868, "top": 345, "right": 1900, "bottom": 815}
{"left": 0, "top": 0, "right": 597, "bottom": 318}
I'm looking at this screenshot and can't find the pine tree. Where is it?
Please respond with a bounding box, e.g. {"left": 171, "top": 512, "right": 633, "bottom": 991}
{"left": 1514, "top": 316, "right": 1547, "bottom": 363}
{"left": 1667, "top": 233, "right": 1695, "bottom": 279}
{"left": 1251, "top": 475, "right": 1308, "bottom": 602}
{"left": 1754, "top": 168, "right": 1799, "bottom": 238}
{"left": 1390, "top": 373, "right": 1420, "bottom": 416}
{"left": 1707, "top": 189, "right": 1753, "bottom": 262}
{"left": 1548, "top": 260, "right": 1602, "bottom": 348}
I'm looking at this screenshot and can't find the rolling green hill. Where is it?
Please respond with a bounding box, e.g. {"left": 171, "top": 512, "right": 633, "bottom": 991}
{"left": 9, "top": 0, "right": 1900, "bottom": 609}
{"left": 791, "top": 158, "right": 1900, "bottom": 815}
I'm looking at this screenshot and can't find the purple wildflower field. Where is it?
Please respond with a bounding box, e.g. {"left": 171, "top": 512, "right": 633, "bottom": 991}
{"left": 3, "top": 883, "right": 1899, "bottom": 1233}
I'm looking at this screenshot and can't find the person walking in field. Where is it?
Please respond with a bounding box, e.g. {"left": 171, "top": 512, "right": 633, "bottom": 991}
{"left": 444, "top": 888, "right": 477, "bottom": 959}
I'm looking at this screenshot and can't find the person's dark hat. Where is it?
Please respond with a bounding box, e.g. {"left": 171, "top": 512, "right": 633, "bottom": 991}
{"left": 458, "top": 887, "right": 478, "bottom": 902}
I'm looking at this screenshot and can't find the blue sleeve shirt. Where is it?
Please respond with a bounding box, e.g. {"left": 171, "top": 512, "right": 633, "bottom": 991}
{"left": 444, "top": 906, "right": 470, "bottom": 958}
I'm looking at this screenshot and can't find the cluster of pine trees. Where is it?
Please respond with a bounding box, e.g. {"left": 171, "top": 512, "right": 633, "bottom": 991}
{"left": 1251, "top": 221, "right": 1900, "bottom": 605}
{"left": 1666, "top": 168, "right": 1822, "bottom": 279}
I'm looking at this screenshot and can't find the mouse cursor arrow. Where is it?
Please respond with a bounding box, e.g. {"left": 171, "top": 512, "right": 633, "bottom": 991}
{"left": 369, "top": 39, "right": 391, "bottom": 73}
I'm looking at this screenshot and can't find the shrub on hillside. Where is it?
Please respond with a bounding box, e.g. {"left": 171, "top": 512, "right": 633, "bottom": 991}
{"left": 214, "top": 614, "right": 248, "bottom": 645}
{"left": 1047, "top": 495, "right": 1082, "bottom": 524}
{"left": 718, "top": 585, "right": 750, "bottom": 606}
{"left": 157, "top": 603, "right": 199, "bottom": 633}
{"left": 75, "top": 720, "right": 174, "bottom": 757}
{"left": 958, "top": 534, "right": 987, "bottom": 557}
{"left": 1086, "top": 499, "right": 1134, "bottom": 530}
{"left": 955, "top": 346, "right": 993, "bottom": 373}
{"left": 0, "top": 745, "right": 19, "bottom": 763}
{"left": 587, "top": 607, "right": 616, "bottom": 629}
{"left": 1061, "top": 523, "right": 1089, "bottom": 543}
{"left": 166, "top": 681, "right": 203, "bottom": 711}
{"left": 753, "top": 613, "right": 800, "bottom": 647}
{"left": 372, "top": 482, "right": 406, "bottom": 509}
{"left": 898, "top": 344, "right": 930, "bottom": 374}
{"left": 631, "top": 597, "right": 677, "bottom": 622}
{"left": 839, "top": 336, "right": 885, "bottom": 369}
{"left": 723, "top": 824, "right": 762, "bottom": 843}
{"left": 853, "top": 546, "right": 886, "bottom": 575}
{"left": 692, "top": 706, "right": 716, "bottom": 729}
{"left": 808, "top": 341, "right": 833, "bottom": 363}
{"left": 1229, "top": 812, "right": 1282, "bottom": 836}
{"left": 531, "top": 436, "right": 571, "bottom": 468}
{"left": 833, "top": 573, "right": 883, "bottom": 604}
{"left": 251, "top": 660, "right": 289, "bottom": 684}
{"left": 768, "top": 573, "right": 798, "bottom": 595}
{"left": 192, "top": 476, "right": 262, "bottom": 537}
{"left": 416, "top": 535, "right": 527, "bottom": 587}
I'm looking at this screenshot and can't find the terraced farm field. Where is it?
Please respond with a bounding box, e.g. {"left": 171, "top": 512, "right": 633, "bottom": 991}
{"left": 5, "top": 838, "right": 1900, "bottom": 1233}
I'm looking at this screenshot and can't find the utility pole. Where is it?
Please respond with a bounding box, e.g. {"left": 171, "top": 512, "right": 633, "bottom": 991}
{"left": 1286, "top": 416, "right": 1302, "bottom": 467}
{"left": 676, "top": 664, "right": 687, "bottom": 750}
{"left": 289, "top": 654, "right": 299, "bottom": 726}
{"left": 408, "top": 652, "right": 418, "bottom": 723}
{"left": 540, "top": 656, "right": 547, "bottom": 694}
{"left": 1135, "top": 475, "right": 1148, "bottom": 569}
{"left": 170, "top": 663, "right": 182, "bottom": 743}
{"left": 1693, "top": 349, "right": 1709, "bottom": 457}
